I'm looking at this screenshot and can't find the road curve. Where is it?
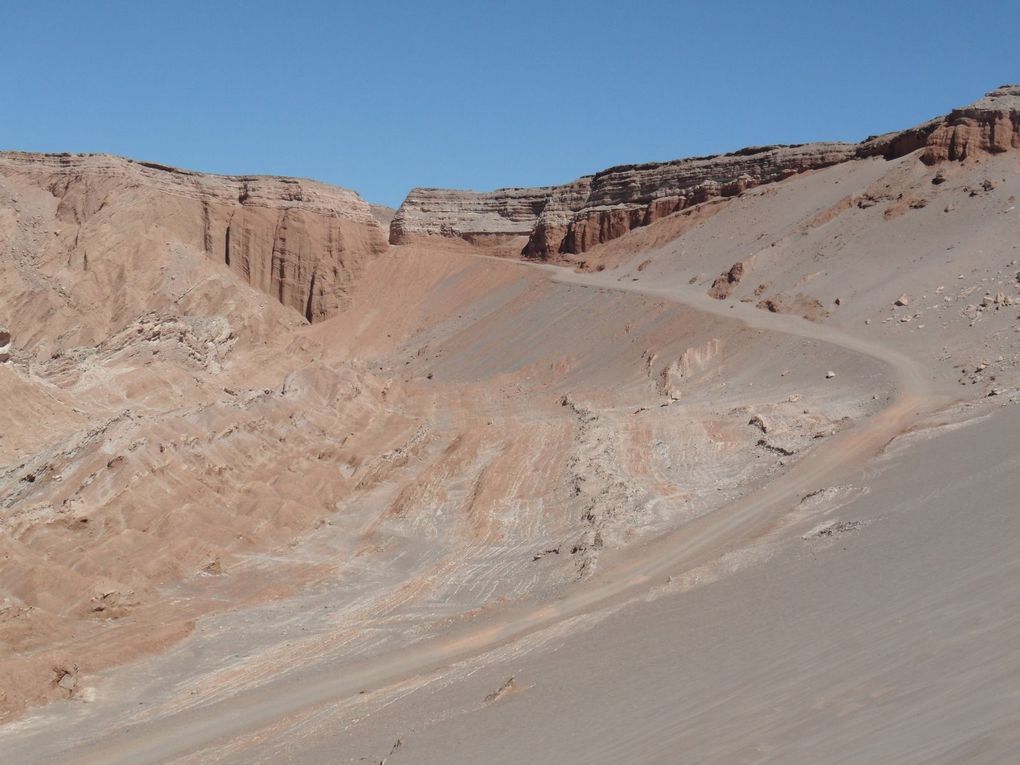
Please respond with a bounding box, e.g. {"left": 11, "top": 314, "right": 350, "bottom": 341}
{"left": 40, "top": 263, "right": 944, "bottom": 765}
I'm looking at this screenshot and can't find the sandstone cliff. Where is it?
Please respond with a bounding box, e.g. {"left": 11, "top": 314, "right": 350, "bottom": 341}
{"left": 389, "top": 185, "right": 562, "bottom": 245}
{"left": 390, "top": 145, "right": 861, "bottom": 258}
{"left": 0, "top": 152, "right": 387, "bottom": 323}
{"left": 523, "top": 143, "right": 859, "bottom": 259}
{"left": 918, "top": 84, "right": 1019, "bottom": 163}
{"left": 390, "top": 86, "right": 1020, "bottom": 260}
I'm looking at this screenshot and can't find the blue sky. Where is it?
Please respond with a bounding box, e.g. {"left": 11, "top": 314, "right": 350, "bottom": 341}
{"left": 2, "top": 1, "right": 1017, "bottom": 207}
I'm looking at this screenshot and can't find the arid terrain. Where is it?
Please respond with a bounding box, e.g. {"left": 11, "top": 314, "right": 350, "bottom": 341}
{"left": 1, "top": 86, "right": 1019, "bottom": 764}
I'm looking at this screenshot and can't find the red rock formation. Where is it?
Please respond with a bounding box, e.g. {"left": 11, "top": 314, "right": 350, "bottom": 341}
{"left": 0, "top": 153, "right": 387, "bottom": 322}
{"left": 390, "top": 86, "right": 1020, "bottom": 262}
{"left": 858, "top": 85, "right": 1020, "bottom": 164}
{"left": 708, "top": 261, "right": 746, "bottom": 300}
{"left": 920, "top": 85, "right": 1020, "bottom": 163}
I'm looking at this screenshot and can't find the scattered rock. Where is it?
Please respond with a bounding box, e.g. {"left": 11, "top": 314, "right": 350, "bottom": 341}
{"left": 484, "top": 676, "right": 518, "bottom": 703}
{"left": 756, "top": 293, "right": 829, "bottom": 321}
{"left": 805, "top": 519, "right": 864, "bottom": 540}
{"left": 532, "top": 547, "right": 560, "bottom": 562}
{"left": 894, "top": 294, "right": 911, "bottom": 307}
{"left": 757, "top": 438, "right": 795, "bottom": 456}
{"left": 708, "top": 260, "right": 745, "bottom": 300}
{"left": 825, "top": 371, "right": 836, "bottom": 379}
{"left": 54, "top": 666, "right": 78, "bottom": 693}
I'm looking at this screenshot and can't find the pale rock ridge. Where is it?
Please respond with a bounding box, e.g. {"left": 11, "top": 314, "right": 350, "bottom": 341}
{"left": 0, "top": 152, "right": 388, "bottom": 321}
{"left": 389, "top": 185, "right": 562, "bottom": 243}
{"left": 390, "top": 86, "right": 1020, "bottom": 259}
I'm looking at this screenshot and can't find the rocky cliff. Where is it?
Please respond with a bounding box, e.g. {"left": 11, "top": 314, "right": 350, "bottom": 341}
{"left": 523, "top": 143, "right": 860, "bottom": 259}
{"left": 390, "top": 86, "right": 1020, "bottom": 260}
{"left": 388, "top": 185, "right": 563, "bottom": 245}
{"left": 389, "top": 144, "right": 863, "bottom": 258}
{"left": 0, "top": 152, "right": 388, "bottom": 322}
{"left": 920, "top": 84, "right": 1020, "bottom": 163}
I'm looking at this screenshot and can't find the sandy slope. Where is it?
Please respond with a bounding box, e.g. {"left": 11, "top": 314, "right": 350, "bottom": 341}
{"left": 326, "top": 403, "right": 1020, "bottom": 765}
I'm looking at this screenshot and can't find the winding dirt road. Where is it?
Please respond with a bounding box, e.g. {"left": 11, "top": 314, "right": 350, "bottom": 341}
{"left": 35, "top": 263, "right": 945, "bottom": 765}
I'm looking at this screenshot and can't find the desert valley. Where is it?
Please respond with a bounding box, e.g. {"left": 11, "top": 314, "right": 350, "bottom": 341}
{"left": 1, "top": 85, "right": 1019, "bottom": 763}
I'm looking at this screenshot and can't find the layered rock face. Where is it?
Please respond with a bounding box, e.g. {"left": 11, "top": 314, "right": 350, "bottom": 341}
{"left": 389, "top": 145, "right": 856, "bottom": 255}
{"left": 0, "top": 152, "right": 387, "bottom": 322}
{"left": 390, "top": 86, "right": 1020, "bottom": 260}
{"left": 523, "top": 143, "right": 858, "bottom": 259}
{"left": 920, "top": 84, "right": 1020, "bottom": 163}
{"left": 389, "top": 185, "right": 562, "bottom": 244}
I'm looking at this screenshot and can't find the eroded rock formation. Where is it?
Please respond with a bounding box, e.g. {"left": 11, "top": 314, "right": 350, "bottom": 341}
{"left": 0, "top": 152, "right": 387, "bottom": 322}
{"left": 522, "top": 143, "right": 859, "bottom": 260}
{"left": 389, "top": 185, "right": 561, "bottom": 245}
{"left": 391, "top": 145, "right": 857, "bottom": 257}
{"left": 921, "top": 84, "right": 1020, "bottom": 163}
{"left": 390, "top": 86, "right": 1020, "bottom": 260}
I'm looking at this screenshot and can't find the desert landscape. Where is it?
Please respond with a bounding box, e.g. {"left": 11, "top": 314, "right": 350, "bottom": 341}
{"left": 0, "top": 84, "right": 1019, "bottom": 763}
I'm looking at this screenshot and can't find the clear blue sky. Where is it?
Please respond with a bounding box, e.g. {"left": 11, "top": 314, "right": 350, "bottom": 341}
{"left": 2, "top": 1, "right": 1017, "bottom": 207}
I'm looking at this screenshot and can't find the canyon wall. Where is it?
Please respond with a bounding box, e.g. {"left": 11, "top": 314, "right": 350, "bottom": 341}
{"left": 389, "top": 145, "right": 858, "bottom": 256}
{"left": 523, "top": 142, "right": 858, "bottom": 259}
{"left": 920, "top": 84, "right": 1020, "bottom": 163}
{"left": 388, "top": 185, "right": 564, "bottom": 245}
{"left": 390, "top": 86, "right": 1020, "bottom": 260}
{"left": 0, "top": 152, "right": 388, "bottom": 322}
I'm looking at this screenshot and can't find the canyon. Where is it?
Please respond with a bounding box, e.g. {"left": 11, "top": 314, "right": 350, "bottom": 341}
{"left": 1, "top": 85, "right": 1019, "bottom": 764}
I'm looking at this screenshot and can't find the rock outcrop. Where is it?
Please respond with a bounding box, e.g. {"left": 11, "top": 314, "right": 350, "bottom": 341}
{"left": 390, "top": 86, "right": 1020, "bottom": 260}
{"left": 389, "top": 185, "right": 562, "bottom": 245}
{"left": 860, "top": 85, "right": 1020, "bottom": 164}
{"left": 0, "top": 152, "right": 387, "bottom": 322}
{"left": 708, "top": 260, "right": 746, "bottom": 300}
{"left": 390, "top": 144, "right": 857, "bottom": 256}
{"left": 921, "top": 84, "right": 1020, "bottom": 163}
{"left": 522, "top": 143, "right": 859, "bottom": 260}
